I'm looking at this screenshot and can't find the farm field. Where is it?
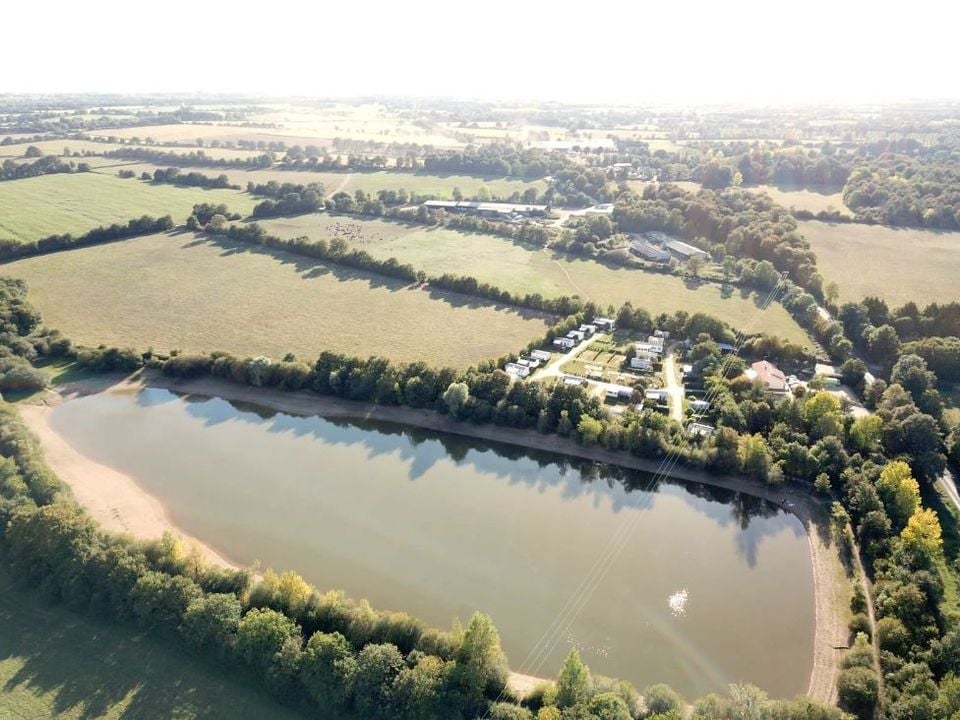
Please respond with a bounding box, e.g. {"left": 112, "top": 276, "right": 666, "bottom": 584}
{"left": 0, "top": 173, "right": 257, "bottom": 242}
{"left": 108, "top": 163, "right": 547, "bottom": 199}
{"left": 256, "top": 214, "right": 812, "bottom": 345}
{"left": 0, "top": 568, "right": 299, "bottom": 720}
{"left": 0, "top": 139, "right": 269, "bottom": 161}
{"left": 1, "top": 232, "right": 552, "bottom": 366}
{"left": 744, "top": 185, "right": 851, "bottom": 215}
{"left": 800, "top": 220, "right": 960, "bottom": 305}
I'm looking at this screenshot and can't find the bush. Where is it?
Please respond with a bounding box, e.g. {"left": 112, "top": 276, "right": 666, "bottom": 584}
{"left": 837, "top": 666, "right": 879, "bottom": 718}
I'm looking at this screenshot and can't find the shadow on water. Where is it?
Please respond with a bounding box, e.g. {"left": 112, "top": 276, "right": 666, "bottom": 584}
{"left": 129, "top": 387, "right": 801, "bottom": 566}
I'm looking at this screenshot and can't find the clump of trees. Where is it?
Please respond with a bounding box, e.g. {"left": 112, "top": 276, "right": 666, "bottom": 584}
{"left": 149, "top": 167, "right": 238, "bottom": 190}
{"left": 1, "top": 154, "right": 89, "bottom": 181}
{"left": 249, "top": 181, "right": 324, "bottom": 217}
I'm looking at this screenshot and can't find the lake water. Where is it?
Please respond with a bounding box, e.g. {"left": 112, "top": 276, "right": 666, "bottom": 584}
{"left": 49, "top": 388, "right": 814, "bottom": 698}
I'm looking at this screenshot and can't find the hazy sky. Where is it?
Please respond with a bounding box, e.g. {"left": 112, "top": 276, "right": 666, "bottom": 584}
{"left": 3, "top": 0, "right": 956, "bottom": 104}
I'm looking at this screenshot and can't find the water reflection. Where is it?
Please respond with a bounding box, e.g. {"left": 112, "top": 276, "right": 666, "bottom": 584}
{"left": 53, "top": 387, "right": 814, "bottom": 698}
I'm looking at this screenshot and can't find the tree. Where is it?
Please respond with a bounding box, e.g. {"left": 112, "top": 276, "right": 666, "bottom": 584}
{"left": 300, "top": 631, "right": 356, "bottom": 710}
{"left": 583, "top": 692, "right": 631, "bottom": 720}
{"left": 900, "top": 508, "right": 943, "bottom": 558}
{"left": 180, "top": 592, "right": 242, "bottom": 653}
{"left": 24, "top": 145, "right": 42, "bottom": 158}
{"left": 443, "top": 381, "right": 470, "bottom": 417}
{"left": 235, "top": 608, "right": 301, "bottom": 671}
{"left": 839, "top": 358, "right": 867, "bottom": 393}
{"left": 686, "top": 255, "right": 705, "bottom": 279}
{"left": 577, "top": 415, "right": 603, "bottom": 446}
{"left": 803, "top": 391, "right": 843, "bottom": 440}
{"left": 643, "top": 683, "right": 683, "bottom": 715}
{"left": 555, "top": 648, "right": 591, "bottom": 708}
{"left": 849, "top": 414, "right": 882, "bottom": 453}
{"left": 837, "top": 666, "right": 879, "bottom": 718}
{"left": 876, "top": 461, "right": 920, "bottom": 527}
{"left": 454, "top": 612, "right": 509, "bottom": 699}
{"left": 353, "top": 643, "right": 404, "bottom": 720}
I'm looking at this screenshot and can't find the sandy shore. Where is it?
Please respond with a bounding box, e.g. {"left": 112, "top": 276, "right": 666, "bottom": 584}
{"left": 17, "top": 371, "right": 849, "bottom": 703}
{"left": 18, "top": 401, "right": 241, "bottom": 572}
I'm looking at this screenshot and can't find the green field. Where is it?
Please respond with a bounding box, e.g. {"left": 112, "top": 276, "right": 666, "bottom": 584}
{"left": 256, "top": 214, "right": 811, "bottom": 345}
{"left": 800, "top": 220, "right": 960, "bottom": 306}
{"left": 0, "top": 173, "right": 257, "bottom": 242}
{"left": 1, "top": 232, "right": 551, "bottom": 367}
{"left": 103, "top": 164, "right": 547, "bottom": 199}
{"left": 0, "top": 569, "right": 298, "bottom": 720}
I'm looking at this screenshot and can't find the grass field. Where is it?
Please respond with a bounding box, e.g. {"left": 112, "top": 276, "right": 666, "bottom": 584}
{"left": 256, "top": 214, "right": 811, "bottom": 345}
{"left": 745, "top": 185, "right": 851, "bottom": 216}
{"left": 0, "top": 568, "right": 299, "bottom": 720}
{"left": 800, "top": 220, "right": 960, "bottom": 306}
{"left": 1, "top": 232, "right": 551, "bottom": 367}
{"left": 0, "top": 174, "right": 257, "bottom": 242}
{"left": 98, "top": 164, "right": 547, "bottom": 199}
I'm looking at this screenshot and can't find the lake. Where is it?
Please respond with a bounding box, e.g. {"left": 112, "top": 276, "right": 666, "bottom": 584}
{"left": 49, "top": 387, "right": 814, "bottom": 698}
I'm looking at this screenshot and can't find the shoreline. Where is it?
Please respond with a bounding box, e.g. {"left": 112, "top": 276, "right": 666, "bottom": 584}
{"left": 18, "top": 371, "right": 848, "bottom": 704}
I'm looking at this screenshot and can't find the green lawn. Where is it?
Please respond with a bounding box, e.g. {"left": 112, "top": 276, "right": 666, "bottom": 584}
{"left": 1, "top": 232, "right": 551, "bottom": 368}
{"left": 0, "top": 173, "right": 257, "bottom": 243}
{"left": 800, "top": 220, "right": 960, "bottom": 306}
{"left": 256, "top": 214, "right": 812, "bottom": 346}
{"left": 0, "top": 569, "right": 300, "bottom": 720}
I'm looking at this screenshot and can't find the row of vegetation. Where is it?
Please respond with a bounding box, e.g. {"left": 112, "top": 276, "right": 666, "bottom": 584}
{"left": 0, "top": 215, "right": 174, "bottom": 261}
{"left": 1, "top": 152, "right": 90, "bottom": 181}
{"left": 119, "top": 166, "right": 239, "bottom": 190}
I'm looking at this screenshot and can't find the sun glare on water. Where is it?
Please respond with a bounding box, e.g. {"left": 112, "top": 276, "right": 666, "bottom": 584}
{"left": 668, "top": 589, "right": 689, "bottom": 617}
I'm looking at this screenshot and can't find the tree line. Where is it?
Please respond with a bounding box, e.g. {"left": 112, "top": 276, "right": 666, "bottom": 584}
{"left": 103, "top": 146, "right": 275, "bottom": 168}
{"left": 1, "top": 153, "right": 90, "bottom": 181}
{"left": 0, "top": 215, "right": 174, "bottom": 262}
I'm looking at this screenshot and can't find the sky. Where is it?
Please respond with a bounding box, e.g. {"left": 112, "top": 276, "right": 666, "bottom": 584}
{"left": 2, "top": 0, "right": 957, "bottom": 105}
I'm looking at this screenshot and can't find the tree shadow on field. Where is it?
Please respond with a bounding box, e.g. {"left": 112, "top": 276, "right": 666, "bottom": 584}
{"left": 0, "top": 572, "right": 296, "bottom": 720}
{"left": 423, "top": 284, "right": 553, "bottom": 321}
{"left": 181, "top": 234, "right": 402, "bottom": 292}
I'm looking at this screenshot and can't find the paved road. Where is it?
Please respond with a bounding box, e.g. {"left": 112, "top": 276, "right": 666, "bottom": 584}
{"left": 662, "top": 344, "right": 685, "bottom": 422}
{"left": 530, "top": 334, "right": 600, "bottom": 382}
{"left": 939, "top": 468, "right": 960, "bottom": 515}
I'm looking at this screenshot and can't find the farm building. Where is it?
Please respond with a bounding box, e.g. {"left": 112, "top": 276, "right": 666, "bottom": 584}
{"left": 687, "top": 422, "right": 716, "bottom": 437}
{"left": 664, "top": 239, "right": 710, "bottom": 261}
{"left": 530, "top": 349, "right": 551, "bottom": 361}
{"left": 747, "top": 360, "right": 789, "bottom": 394}
{"left": 422, "top": 200, "right": 548, "bottom": 219}
{"left": 630, "top": 239, "right": 671, "bottom": 262}
{"left": 605, "top": 384, "right": 635, "bottom": 402}
{"left": 584, "top": 203, "right": 615, "bottom": 215}
{"left": 553, "top": 337, "right": 575, "bottom": 350}
{"left": 645, "top": 231, "right": 675, "bottom": 244}
{"left": 505, "top": 362, "right": 530, "bottom": 378}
